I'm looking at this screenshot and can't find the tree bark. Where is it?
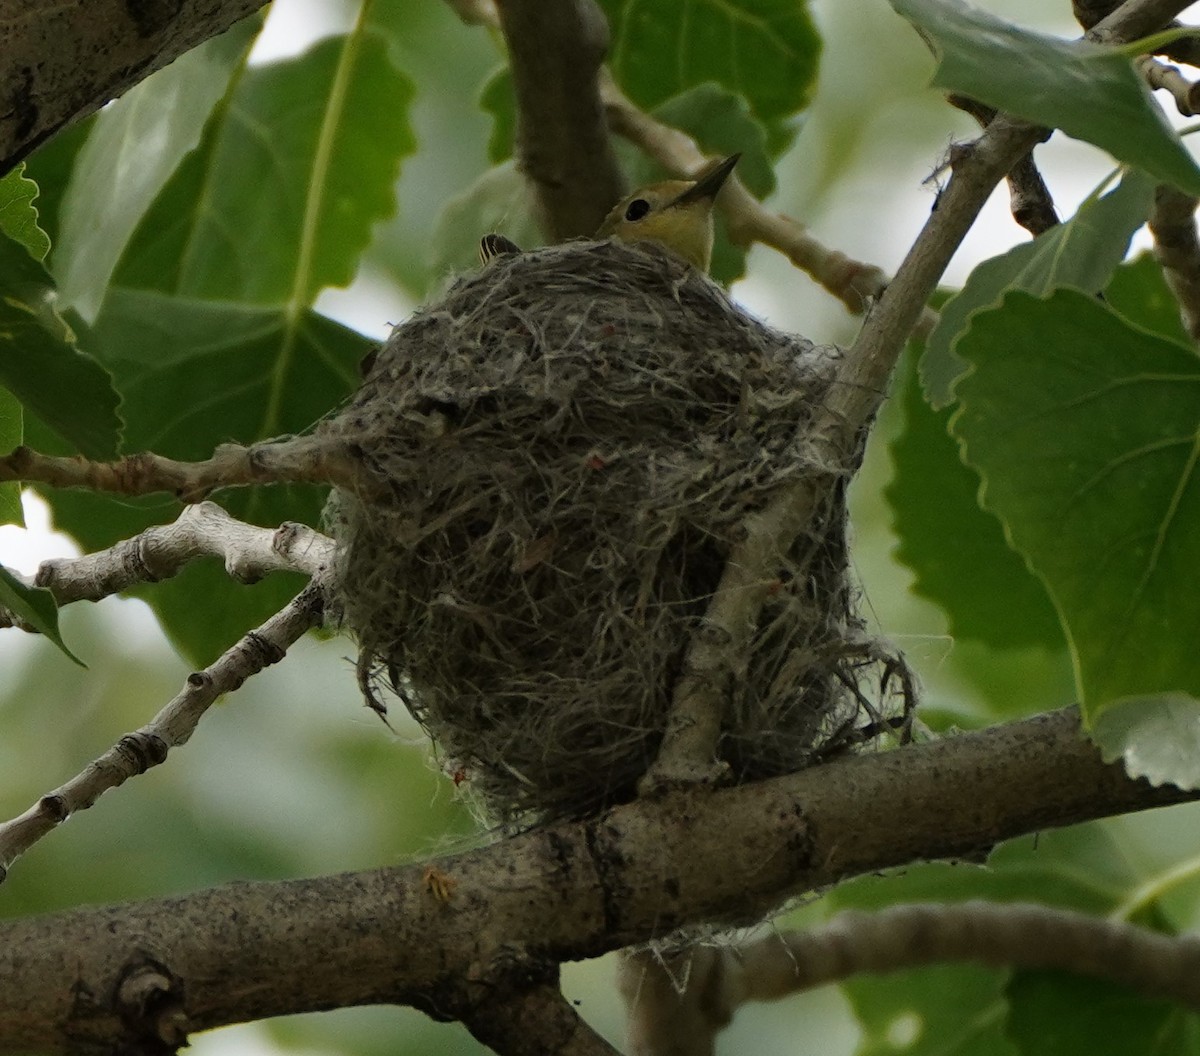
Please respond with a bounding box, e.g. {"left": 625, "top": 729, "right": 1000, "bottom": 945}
{"left": 0, "top": 708, "right": 1192, "bottom": 1052}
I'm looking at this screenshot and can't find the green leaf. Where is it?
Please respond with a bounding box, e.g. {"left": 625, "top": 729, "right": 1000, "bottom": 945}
{"left": 952, "top": 289, "right": 1200, "bottom": 738}
{"left": 888, "top": 348, "right": 1063, "bottom": 649}
{"left": 55, "top": 17, "right": 260, "bottom": 320}
{"left": 1005, "top": 972, "right": 1200, "bottom": 1055}
{"left": 1092, "top": 694, "right": 1200, "bottom": 789}
{"left": 430, "top": 161, "right": 541, "bottom": 277}
{"left": 922, "top": 169, "right": 1156, "bottom": 408}
{"left": 597, "top": 0, "right": 821, "bottom": 124}
{"left": 889, "top": 0, "right": 1200, "bottom": 194}
{"left": 0, "top": 565, "right": 83, "bottom": 665}
{"left": 115, "top": 31, "right": 415, "bottom": 306}
{"left": 0, "top": 165, "right": 51, "bottom": 260}
{"left": 0, "top": 387, "right": 22, "bottom": 526}
{"left": 0, "top": 235, "right": 122, "bottom": 458}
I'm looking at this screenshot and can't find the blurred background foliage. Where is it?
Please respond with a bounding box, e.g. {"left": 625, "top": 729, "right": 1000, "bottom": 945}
{"left": 4, "top": 0, "right": 1200, "bottom": 1053}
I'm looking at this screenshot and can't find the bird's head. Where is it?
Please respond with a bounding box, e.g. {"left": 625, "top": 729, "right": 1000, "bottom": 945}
{"left": 596, "top": 154, "right": 740, "bottom": 272}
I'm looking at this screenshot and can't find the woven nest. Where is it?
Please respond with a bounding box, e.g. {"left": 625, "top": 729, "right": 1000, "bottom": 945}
{"left": 323, "top": 240, "right": 910, "bottom": 826}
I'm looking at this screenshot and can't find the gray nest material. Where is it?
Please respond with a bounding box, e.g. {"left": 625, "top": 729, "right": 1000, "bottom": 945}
{"left": 324, "top": 239, "right": 910, "bottom": 825}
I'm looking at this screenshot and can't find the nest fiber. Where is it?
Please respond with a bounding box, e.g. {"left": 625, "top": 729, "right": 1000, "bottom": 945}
{"left": 325, "top": 240, "right": 906, "bottom": 825}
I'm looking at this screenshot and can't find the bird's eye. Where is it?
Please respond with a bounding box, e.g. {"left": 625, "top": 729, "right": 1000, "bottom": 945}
{"left": 624, "top": 198, "right": 651, "bottom": 222}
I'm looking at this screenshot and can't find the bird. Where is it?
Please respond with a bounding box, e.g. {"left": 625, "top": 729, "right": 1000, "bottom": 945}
{"left": 479, "top": 154, "right": 740, "bottom": 273}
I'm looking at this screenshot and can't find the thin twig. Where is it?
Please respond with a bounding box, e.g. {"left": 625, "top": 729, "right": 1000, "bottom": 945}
{"left": 947, "top": 94, "right": 1059, "bottom": 235}
{"left": 1137, "top": 54, "right": 1200, "bottom": 116}
{"left": 0, "top": 503, "right": 333, "bottom": 628}
{"left": 1149, "top": 183, "right": 1200, "bottom": 339}
{"left": 0, "top": 435, "right": 374, "bottom": 503}
{"left": 620, "top": 900, "right": 1200, "bottom": 1055}
{"left": 495, "top": 0, "right": 625, "bottom": 239}
{"left": 0, "top": 578, "right": 328, "bottom": 880}
{"left": 1076, "top": 0, "right": 1200, "bottom": 64}
{"left": 748, "top": 901, "right": 1200, "bottom": 1007}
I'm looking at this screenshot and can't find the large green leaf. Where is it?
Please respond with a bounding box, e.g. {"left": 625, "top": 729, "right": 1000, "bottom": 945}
{"left": 0, "top": 234, "right": 121, "bottom": 459}
{"left": 889, "top": 0, "right": 1200, "bottom": 195}
{"left": 597, "top": 0, "right": 820, "bottom": 127}
{"left": 119, "top": 31, "right": 415, "bottom": 305}
{"left": 922, "top": 169, "right": 1156, "bottom": 409}
{"left": 888, "top": 349, "right": 1063, "bottom": 650}
{"left": 54, "top": 17, "right": 260, "bottom": 320}
{"left": 952, "top": 289, "right": 1200, "bottom": 781}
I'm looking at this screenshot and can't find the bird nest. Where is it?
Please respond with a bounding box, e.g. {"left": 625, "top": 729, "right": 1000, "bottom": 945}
{"left": 323, "top": 240, "right": 911, "bottom": 826}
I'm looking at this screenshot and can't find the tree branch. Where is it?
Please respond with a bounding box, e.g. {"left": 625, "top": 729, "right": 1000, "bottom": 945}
{"left": 620, "top": 900, "right": 1200, "bottom": 1054}
{"left": 0, "top": 0, "right": 268, "bottom": 174}
{"left": 946, "top": 95, "right": 1059, "bottom": 236}
{"left": 0, "top": 578, "right": 328, "bottom": 879}
{"left": 0, "top": 708, "right": 1195, "bottom": 1051}
{"left": 460, "top": 975, "right": 621, "bottom": 1056}
{"left": 1076, "top": 0, "right": 1200, "bottom": 61}
{"left": 1149, "top": 183, "right": 1200, "bottom": 340}
{"left": 0, "top": 503, "right": 333, "bottom": 625}
{"left": 743, "top": 901, "right": 1200, "bottom": 1006}
{"left": 1137, "top": 55, "right": 1200, "bottom": 116}
{"left": 0, "top": 436, "right": 374, "bottom": 503}
{"left": 643, "top": 112, "right": 1048, "bottom": 786}
{"left": 495, "top": 0, "right": 625, "bottom": 239}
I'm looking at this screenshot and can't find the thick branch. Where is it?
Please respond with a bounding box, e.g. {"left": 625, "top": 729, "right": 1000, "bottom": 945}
{"left": 0, "top": 436, "right": 374, "bottom": 503}
{"left": 495, "top": 0, "right": 625, "bottom": 239}
{"left": 0, "top": 708, "right": 1195, "bottom": 1051}
{"left": 0, "top": 579, "right": 328, "bottom": 879}
{"left": 0, "top": 0, "right": 267, "bottom": 174}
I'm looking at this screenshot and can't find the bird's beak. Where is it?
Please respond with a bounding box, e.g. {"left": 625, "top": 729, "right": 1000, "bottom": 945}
{"left": 670, "top": 154, "right": 740, "bottom": 207}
